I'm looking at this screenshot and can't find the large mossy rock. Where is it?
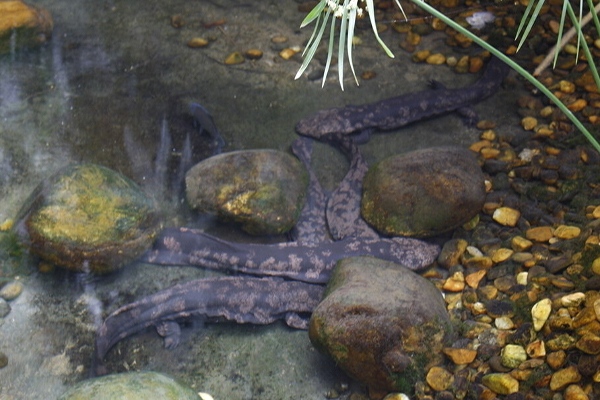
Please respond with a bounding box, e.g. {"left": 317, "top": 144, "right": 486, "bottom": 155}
{"left": 361, "top": 146, "right": 485, "bottom": 238}
{"left": 15, "top": 164, "right": 162, "bottom": 274}
{"left": 0, "top": 1, "right": 53, "bottom": 55}
{"left": 309, "top": 256, "right": 452, "bottom": 395}
{"left": 57, "top": 371, "right": 199, "bottom": 400}
{"left": 185, "top": 149, "right": 308, "bottom": 235}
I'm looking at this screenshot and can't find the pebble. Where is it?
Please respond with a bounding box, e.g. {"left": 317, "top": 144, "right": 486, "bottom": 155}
{"left": 224, "top": 52, "right": 244, "bottom": 65}
{"left": 245, "top": 49, "right": 263, "bottom": 60}
{"left": 187, "top": 38, "right": 209, "bottom": 48}
{"left": 511, "top": 236, "right": 532, "bottom": 251}
{"left": 554, "top": 225, "right": 581, "bottom": 239}
{"left": 547, "top": 350, "right": 567, "bottom": 370}
{"left": 425, "top": 366, "right": 454, "bottom": 391}
{"left": 521, "top": 116, "right": 538, "bottom": 130}
{"left": 465, "top": 270, "right": 486, "bottom": 288}
{"left": 0, "top": 351, "right": 7, "bottom": 368}
{"left": 561, "top": 292, "right": 585, "bottom": 307}
{"left": 0, "top": 281, "right": 23, "bottom": 301}
{"left": 526, "top": 340, "right": 546, "bottom": 358}
{"left": 550, "top": 366, "right": 582, "bottom": 391}
{"left": 492, "top": 207, "right": 520, "bottom": 227}
{"left": 531, "top": 298, "right": 552, "bottom": 331}
{"left": 575, "top": 333, "right": 600, "bottom": 354}
{"left": 564, "top": 384, "right": 589, "bottom": 400}
{"left": 443, "top": 348, "right": 476, "bottom": 364}
{"left": 279, "top": 48, "right": 298, "bottom": 60}
{"left": 525, "top": 226, "right": 554, "bottom": 242}
{"left": 481, "top": 373, "right": 519, "bottom": 395}
{"left": 170, "top": 15, "right": 184, "bottom": 28}
{"left": 425, "top": 53, "right": 445, "bottom": 65}
{"left": 500, "top": 344, "right": 527, "bottom": 368}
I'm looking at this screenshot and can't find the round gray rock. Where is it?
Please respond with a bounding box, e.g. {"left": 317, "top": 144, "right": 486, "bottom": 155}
{"left": 185, "top": 149, "right": 308, "bottom": 235}
{"left": 361, "top": 146, "right": 485, "bottom": 238}
{"left": 56, "top": 371, "right": 200, "bottom": 400}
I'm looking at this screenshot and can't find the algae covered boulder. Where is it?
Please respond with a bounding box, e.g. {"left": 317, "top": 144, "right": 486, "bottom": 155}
{"left": 15, "top": 164, "right": 162, "bottom": 274}
{"left": 309, "top": 256, "right": 452, "bottom": 394}
{"left": 361, "top": 146, "right": 485, "bottom": 238}
{"left": 185, "top": 149, "right": 308, "bottom": 235}
{"left": 0, "top": 1, "right": 53, "bottom": 55}
{"left": 57, "top": 371, "right": 200, "bottom": 400}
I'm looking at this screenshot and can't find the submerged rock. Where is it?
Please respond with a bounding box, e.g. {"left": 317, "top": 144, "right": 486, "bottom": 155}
{"left": 309, "top": 256, "right": 452, "bottom": 394}
{"left": 0, "top": 1, "right": 53, "bottom": 55}
{"left": 186, "top": 149, "right": 308, "bottom": 235}
{"left": 361, "top": 146, "right": 486, "bottom": 238}
{"left": 57, "top": 371, "right": 200, "bottom": 400}
{"left": 15, "top": 164, "right": 162, "bottom": 274}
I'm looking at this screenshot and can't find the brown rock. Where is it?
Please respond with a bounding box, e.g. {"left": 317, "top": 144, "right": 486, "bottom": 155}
{"left": 443, "top": 348, "right": 477, "bottom": 365}
{"left": 309, "top": 257, "right": 452, "bottom": 393}
{"left": 426, "top": 366, "right": 454, "bottom": 391}
{"left": 575, "top": 333, "right": 600, "bottom": 354}
{"left": 549, "top": 366, "right": 581, "bottom": 391}
{"left": 525, "top": 226, "right": 554, "bottom": 242}
{"left": 546, "top": 350, "right": 567, "bottom": 370}
{"left": 361, "top": 147, "right": 485, "bottom": 237}
{"left": 492, "top": 207, "right": 520, "bottom": 227}
{"left": 438, "top": 239, "right": 468, "bottom": 268}
{"left": 564, "top": 384, "right": 589, "bottom": 400}
{"left": 481, "top": 373, "right": 519, "bottom": 395}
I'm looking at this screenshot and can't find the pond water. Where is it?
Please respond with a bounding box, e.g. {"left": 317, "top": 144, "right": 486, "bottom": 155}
{"left": 0, "top": 0, "right": 523, "bottom": 398}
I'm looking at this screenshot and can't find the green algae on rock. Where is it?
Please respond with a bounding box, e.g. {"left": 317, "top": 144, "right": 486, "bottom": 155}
{"left": 361, "top": 146, "right": 486, "bottom": 238}
{"left": 185, "top": 149, "right": 308, "bottom": 235}
{"left": 308, "top": 256, "right": 452, "bottom": 394}
{"left": 0, "top": 1, "right": 53, "bottom": 55}
{"left": 57, "top": 371, "right": 200, "bottom": 400}
{"left": 15, "top": 164, "right": 162, "bottom": 274}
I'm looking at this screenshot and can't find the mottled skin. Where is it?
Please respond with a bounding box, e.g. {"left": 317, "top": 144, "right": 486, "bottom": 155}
{"left": 95, "top": 58, "right": 508, "bottom": 373}
{"left": 295, "top": 57, "right": 509, "bottom": 141}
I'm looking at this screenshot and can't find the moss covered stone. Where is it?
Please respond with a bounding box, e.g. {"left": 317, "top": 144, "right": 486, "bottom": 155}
{"left": 361, "top": 146, "right": 485, "bottom": 238}
{"left": 15, "top": 164, "right": 162, "bottom": 274}
{"left": 308, "top": 256, "right": 452, "bottom": 394}
{"left": 57, "top": 371, "right": 199, "bottom": 400}
{"left": 185, "top": 149, "right": 308, "bottom": 235}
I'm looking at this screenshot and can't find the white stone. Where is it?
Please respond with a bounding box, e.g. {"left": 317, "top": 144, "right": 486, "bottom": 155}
{"left": 561, "top": 292, "right": 585, "bottom": 308}
{"left": 516, "top": 272, "right": 528, "bottom": 285}
{"left": 532, "top": 298, "right": 552, "bottom": 331}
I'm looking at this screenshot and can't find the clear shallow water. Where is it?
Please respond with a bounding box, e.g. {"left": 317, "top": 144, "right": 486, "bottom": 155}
{"left": 0, "top": 0, "right": 523, "bottom": 398}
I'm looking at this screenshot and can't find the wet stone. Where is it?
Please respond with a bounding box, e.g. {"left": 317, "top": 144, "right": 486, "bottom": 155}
{"left": 575, "top": 333, "right": 600, "bottom": 354}
{"left": 57, "top": 371, "right": 199, "bottom": 400}
{"left": 426, "top": 366, "right": 454, "bottom": 391}
{"left": 309, "top": 257, "right": 452, "bottom": 393}
{"left": 481, "top": 373, "right": 519, "bottom": 395}
{"left": 0, "top": 351, "right": 7, "bottom": 369}
{"left": 438, "top": 238, "right": 468, "bottom": 268}
{"left": 532, "top": 298, "right": 552, "bottom": 331}
{"left": 186, "top": 149, "right": 308, "bottom": 235}
{"left": 15, "top": 164, "right": 162, "bottom": 274}
{"left": 443, "top": 348, "right": 477, "bottom": 365}
{"left": 0, "top": 1, "right": 53, "bottom": 55}
{"left": 564, "top": 384, "right": 589, "bottom": 400}
{"left": 0, "top": 281, "right": 22, "bottom": 301}
{"left": 500, "top": 344, "right": 527, "bottom": 368}
{"left": 361, "top": 146, "right": 485, "bottom": 238}
{"left": 550, "top": 366, "right": 582, "bottom": 391}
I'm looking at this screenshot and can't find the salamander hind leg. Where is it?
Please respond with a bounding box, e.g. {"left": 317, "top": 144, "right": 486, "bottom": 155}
{"left": 156, "top": 320, "right": 182, "bottom": 349}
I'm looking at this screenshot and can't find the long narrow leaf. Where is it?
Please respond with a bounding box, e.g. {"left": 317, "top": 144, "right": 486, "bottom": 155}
{"left": 295, "top": 8, "right": 332, "bottom": 80}
{"left": 300, "top": 0, "right": 327, "bottom": 28}
{"left": 516, "top": 0, "right": 547, "bottom": 52}
{"left": 322, "top": 11, "right": 338, "bottom": 87}
{"left": 347, "top": 7, "right": 359, "bottom": 86}
{"left": 339, "top": 0, "right": 350, "bottom": 90}
{"left": 365, "top": 0, "right": 395, "bottom": 58}
{"left": 515, "top": 0, "right": 536, "bottom": 40}
{"left": 552, "top": 0, "right": 569, "bottom": 68}
{"left": 302, "top": 12, "right": 322, "bottom": 57}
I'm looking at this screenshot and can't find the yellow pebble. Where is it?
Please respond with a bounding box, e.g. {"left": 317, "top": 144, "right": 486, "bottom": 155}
{"left": 553, "top": 225, "right": 581, "bottom": 239}
{"left": 525, "top": 226, "right": 554, "bottom": 242}
{"left": 426, "top": 53, "right": 446, "bottom": 65}
{"left": 493, "top": 207, "right": 520, "bottom": 227}
{"left": 559, "top": 80, "right": 576, "bottom": 94}
{"left": 187, "top": 38, "right": 209, "bottom": 48}
{"left": 224, "top": 52, "right": 245, "bottom": 65}
{"left": 491, "top": 248, "right": 514, "bottom": 263}
{"left": 567, "top": 99, "right": 588, "bottom": 112}
{"left": 511, "top": 236, "right": 533, "bottom": 251}
{"left": 279, "top": 48, "right": 298, "bottom": 60}
{"left": 521, "top": 116, "right": 538, "bottom": 130}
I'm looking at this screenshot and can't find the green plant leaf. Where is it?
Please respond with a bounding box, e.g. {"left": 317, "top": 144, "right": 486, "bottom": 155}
{"left": 322, "top": 9, "right": 337, "bottom": 87}
{"left": 365, "top": 0, "right": 395, "bottom": 58}
{"left": 339, "top": 0, "right": 350, "bottom": 90}
{"left": 295, "top": 7, "right": 332, "bottom": 80}
{"left": 300, "top": 0, "right": 327, "bottom": 28}
{"left": 347, "top": 7, "right": 359, "bottom": 86}
{"left": 516, "top": 0, "right": 547, "bottom": 52}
